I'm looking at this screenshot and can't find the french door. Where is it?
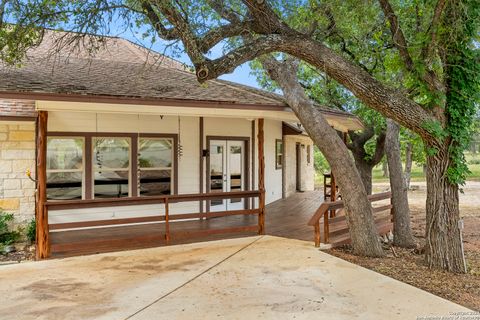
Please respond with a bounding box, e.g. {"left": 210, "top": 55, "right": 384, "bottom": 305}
{"left": 209, "top": 139, "right": 246, "bottom": 211}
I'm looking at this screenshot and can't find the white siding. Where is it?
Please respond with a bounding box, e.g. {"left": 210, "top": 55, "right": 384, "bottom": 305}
{"left": 264, "top": 119, "right": 283, "bottom": 204}
{"left": 47, "top": 111, "right": 287, "bottom": 225}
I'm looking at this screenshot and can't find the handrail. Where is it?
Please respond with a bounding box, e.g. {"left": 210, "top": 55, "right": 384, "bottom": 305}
{"left": 46, "top": 190, "right": 262, "bottom": 211}
{"left": 307, "top": 191, "right": 391, "bottom": 226}
{"left": 47, "top": 189, "right": 265, "bottom": 249}
{"left": 308, "top": 191, "right": 392, "bottom": 247}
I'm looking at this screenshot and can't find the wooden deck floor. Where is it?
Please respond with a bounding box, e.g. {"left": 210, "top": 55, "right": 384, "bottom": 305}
{"left": 49, "top": 191, "right": 324, "bottom": 257}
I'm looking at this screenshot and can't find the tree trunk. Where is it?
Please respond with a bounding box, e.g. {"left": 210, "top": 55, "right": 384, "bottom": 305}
{"left": 425, "top": 144, "right": 466, "bottom": 273}
{"left": 353, "top": 158, "right": 373, "bottom": 195}
{"left": 404, "top": 142, "right": 413, "bottom": 189}
{"left": 262, "top": 58, "right": 384, "bottom": 257}
{"left": 382, "top": 161, "right": 389, "bottom": 178}
{"left": 385, "top": 119, "right": 415, "bottom": 248}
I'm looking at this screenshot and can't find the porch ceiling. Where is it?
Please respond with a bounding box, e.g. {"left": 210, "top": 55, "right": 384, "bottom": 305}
{"left": 35, "top": 100, "right": 364, "bottom": 132}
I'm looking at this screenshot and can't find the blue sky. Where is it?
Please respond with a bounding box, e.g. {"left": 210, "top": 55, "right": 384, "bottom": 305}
{"left": 116, "top": 28, "right": 261, "bottom": 89}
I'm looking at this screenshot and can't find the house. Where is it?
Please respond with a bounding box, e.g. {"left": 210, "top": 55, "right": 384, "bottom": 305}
{"left": 0, "top": 31, "right": 363, "bottom": 258}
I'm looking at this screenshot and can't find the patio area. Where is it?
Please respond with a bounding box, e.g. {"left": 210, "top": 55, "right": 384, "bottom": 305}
{"left": 0, "top": 236, "right": 469, "bottom": 319}
{"left": 49, "top": 191, "right": 325, "bottom": 257}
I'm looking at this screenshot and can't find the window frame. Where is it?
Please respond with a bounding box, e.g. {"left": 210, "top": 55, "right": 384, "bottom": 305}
{"left": 138, "top": 136, "right": 176, "bottom": 196}
{"left": 46, "top": 136, "right": 85, "bottom": 201}
{"left": 46, "top": 132, "right": 178, "bottom": 201}
{"left": 92, "top": 136, "right": 132, "bottom": 199}
{"left": 275, "top": 139, "right": 283, "bottom": 170}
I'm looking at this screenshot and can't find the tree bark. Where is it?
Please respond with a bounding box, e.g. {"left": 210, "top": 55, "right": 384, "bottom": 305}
{"left": 404, "top": 142, "right": 413, "bottom": 189}
{"left": 385, "top": 119, "right": 415, "bottom": 248}
{"left": 348, "top": 128, "right": 386, "bottom": 195}
{"left": 425, "top": 143, "right": 466, "bottom": 273}
{"left": 382, "top": 161, "right": 389, "bottom": 178}
{"left": 353, "top": 157, "right": 373, "bottom": 195}
{"left": 262, "top": 58, "right": 384, "bottom": 257}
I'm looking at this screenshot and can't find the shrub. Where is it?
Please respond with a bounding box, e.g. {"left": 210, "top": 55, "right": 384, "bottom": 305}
{"left": 0, "top": 210, "right": 21, "bottom": 248}
{"left": 26, "top": 219, "right": 36, "bottom": 243}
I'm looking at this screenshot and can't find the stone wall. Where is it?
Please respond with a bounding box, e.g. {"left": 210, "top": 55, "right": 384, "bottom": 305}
{"left": 0, "top": 122, "right": 36, "bottom": 225}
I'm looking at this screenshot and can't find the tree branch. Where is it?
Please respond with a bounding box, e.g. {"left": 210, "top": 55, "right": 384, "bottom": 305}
{"left": 378, "top": 0, "right": 445, "bottom": 93}
{"left": 378, "top": 0, "right": 414, "bottom": 71}
{"left": 421, "top": 0, "right": 446, "bottom": 60}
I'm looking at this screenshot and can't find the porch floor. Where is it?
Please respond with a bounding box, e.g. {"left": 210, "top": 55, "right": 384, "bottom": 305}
{"left": 50, "top": 191, "right": 324, "bottom": 257}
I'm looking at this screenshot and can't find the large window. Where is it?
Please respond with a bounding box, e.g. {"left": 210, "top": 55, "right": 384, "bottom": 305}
{"left": 138, "top": 138, "right": 174, "bottom": 196}
{"left": 46, "top": 137, "right": 84, "bottom": 200}
{"left": 93, "top": 137, "right": 130, "bottom": 198}
{"left": 46, "top": 133, "right": 176, "bottom": 200}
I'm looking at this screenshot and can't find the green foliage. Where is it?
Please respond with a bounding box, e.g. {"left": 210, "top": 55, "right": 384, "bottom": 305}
{"left": 421, "top": 120, "right": 448, "bottom": 141}
{"left": 0, "top": 210, "right": 21, "bottom": 248}
{"left": 441, "top": 0, "right": 480, "bottom": 184}
{"left": 26, "top": 219, "right": 36, "bottom": 243}
{"left": 313, "top": 146, "right": 330, "bottom": 173}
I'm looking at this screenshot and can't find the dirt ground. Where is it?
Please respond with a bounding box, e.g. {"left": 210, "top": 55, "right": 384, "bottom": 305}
{"left": 329, "top": 181, "right": 480, "bottom": 311}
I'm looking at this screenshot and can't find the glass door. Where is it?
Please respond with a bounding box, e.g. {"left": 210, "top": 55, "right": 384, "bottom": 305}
{"left": 209, "top": 139, "right": 245, "bottom": 211}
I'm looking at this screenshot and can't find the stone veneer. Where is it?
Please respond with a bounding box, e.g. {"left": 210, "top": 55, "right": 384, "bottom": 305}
{"left": 0, "top": 122, "right": 36, "bottom": 225}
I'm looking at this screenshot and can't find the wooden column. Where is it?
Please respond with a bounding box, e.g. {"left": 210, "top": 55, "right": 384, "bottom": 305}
{"left": 258, "top": 118, "right": 265, "bottom": 234}
{"left": 36, "top": 111, "right": 49, "bottom": 259}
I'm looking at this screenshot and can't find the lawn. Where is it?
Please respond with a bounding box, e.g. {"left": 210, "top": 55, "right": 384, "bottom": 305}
{"left": 315, "top": 152, "right": 480, "bottom": 185}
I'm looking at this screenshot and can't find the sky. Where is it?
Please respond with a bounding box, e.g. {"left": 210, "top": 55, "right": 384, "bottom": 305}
{"left": 115, "top": 27, "right": 261, "bottom": 89}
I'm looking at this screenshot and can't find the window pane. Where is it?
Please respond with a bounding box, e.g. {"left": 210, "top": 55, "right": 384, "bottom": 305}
{"left": 94, "top": 171, "right": 129, "bottom": 198}
{"left": 93, "top": 138, "right": 130, "bottom": 169}
{"left": 139, "top": 170, "right": 171, "bottom": 196}
{"left": 139, "top": 138, "right": 173, "bottom": 168}
{"left": 47, "top": 138, "right": 83, "bottom": 170}
{"left": 47, "top": 172, "right": 82, "bottom": 200}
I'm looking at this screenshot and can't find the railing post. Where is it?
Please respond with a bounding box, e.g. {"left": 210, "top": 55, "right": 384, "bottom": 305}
{"left": 314, "top": 221, "right": 320, "bottom": 247}
{"left": 323, "top": 210, "right": 330, "bottom": 244}
{"left": 36, "top": 111, "right": 49, "bottom": 259}
{"left": 257, "top": 118, "right": 265, "bottom": 235}
{"left": 164, "top": 198, "right": 170, "bottom": 243}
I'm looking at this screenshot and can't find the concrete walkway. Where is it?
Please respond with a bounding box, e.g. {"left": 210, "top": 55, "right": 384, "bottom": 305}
{"left": 0, "top": 236, "right": 470, "bottom": 319}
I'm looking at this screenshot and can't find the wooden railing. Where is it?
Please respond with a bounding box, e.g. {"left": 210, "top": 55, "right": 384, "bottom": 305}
{"left": 45, "top": 190, "right": 264, "bottom": 255}
{"left": 307, "top": 192, "right": 393, "bottom": 247}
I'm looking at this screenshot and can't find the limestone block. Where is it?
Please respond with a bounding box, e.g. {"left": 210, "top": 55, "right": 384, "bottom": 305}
{"left": 4, "top": 189, "right": 23, "bottom": 197}
{"left": 0, "top": 141, "right": 36, "bottom": 149}
{"left": 2, "top": 149, "right": 35, "bottom": 160}
{"left": 0, "top": 198, "right": 20, "bottom": 210}
{"left": 12, "top": 159, "right": 35, "bottom": 172}
{"left": 21, "top": 178, "right": 35, "bottom": 189}
{"left": 0, "top": 160, "right": 12, "bottom": 173}
{"left": 9, "top": 131, "right": 35, "bottom": 141}
{"left": 4, "top": 179, "right": 21, "bottom": 190}
{"left": 18, "top": 124, "right": 35, "bottom": 131}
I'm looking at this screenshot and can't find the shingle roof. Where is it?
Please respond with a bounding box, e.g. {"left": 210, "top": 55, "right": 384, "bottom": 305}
{"left": 0, "top": 30, "right": 355, "bottom": 119}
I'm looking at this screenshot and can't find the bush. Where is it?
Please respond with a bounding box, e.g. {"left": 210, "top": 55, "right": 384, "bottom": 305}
{"left": 26, "top": 219, "right": 36, "bottom": 243}
{"left": 0, "top": 210, "right": 21, "bottom": 248}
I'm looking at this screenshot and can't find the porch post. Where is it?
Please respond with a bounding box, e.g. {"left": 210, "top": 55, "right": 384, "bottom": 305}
{"left": 258, "top": 118, "right": 265, "bottom": 234}
{"left": 36, "top": 111, "right": 49, "bottom": 259}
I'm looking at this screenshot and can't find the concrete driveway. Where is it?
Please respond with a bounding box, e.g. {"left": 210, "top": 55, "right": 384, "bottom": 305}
{"left": 0, "top": 236, "right": 470, "bottom": 319}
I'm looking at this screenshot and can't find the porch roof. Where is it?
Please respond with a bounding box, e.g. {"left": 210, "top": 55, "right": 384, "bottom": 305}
{"left": 0, "top": 30, "right": 363, "bottom": 131}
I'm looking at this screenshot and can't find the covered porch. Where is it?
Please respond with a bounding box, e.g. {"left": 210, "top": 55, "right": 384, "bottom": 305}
{"left": 49, "top": 191, "right": 324, "bottom": 257}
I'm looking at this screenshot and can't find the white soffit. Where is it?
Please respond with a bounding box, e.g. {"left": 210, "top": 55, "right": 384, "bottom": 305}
{"left": 35, "top": 101, "right": 363, "bottom": 132}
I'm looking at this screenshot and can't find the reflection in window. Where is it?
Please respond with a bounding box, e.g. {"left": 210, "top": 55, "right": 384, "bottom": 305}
{"left": 139, "top": 138, "right": 173, "bottom": 196}
{"left": 93, "top": 137, "right": 130, "bottom": 198}
{"left": 46, "top": 137, "right": 84, "bottom": 200}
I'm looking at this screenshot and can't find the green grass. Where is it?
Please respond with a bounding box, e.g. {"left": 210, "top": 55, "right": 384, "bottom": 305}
{"left": 314, "top": 152, "right": 480, "bottom": 185}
